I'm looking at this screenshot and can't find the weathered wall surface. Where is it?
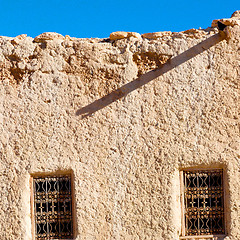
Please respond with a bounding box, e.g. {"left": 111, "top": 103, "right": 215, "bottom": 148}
{"left": 0, "top": 12, "right": 239, "bottom": 240}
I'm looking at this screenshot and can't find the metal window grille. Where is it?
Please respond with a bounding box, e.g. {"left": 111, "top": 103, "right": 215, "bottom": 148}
{"left": 33, "top": 175, "right": 73, "bottom": 240}
{"left": 183, "top": 169, "right": 225, "bottom": 236}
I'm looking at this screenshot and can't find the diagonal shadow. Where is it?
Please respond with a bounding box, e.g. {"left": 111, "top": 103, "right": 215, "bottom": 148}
{"left": 76, "top": 33, "right": 225, "bottom": 118}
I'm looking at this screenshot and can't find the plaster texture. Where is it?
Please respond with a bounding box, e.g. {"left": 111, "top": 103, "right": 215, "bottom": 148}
{"left": 0, "top": 12, "right": 239, "bottom": 240}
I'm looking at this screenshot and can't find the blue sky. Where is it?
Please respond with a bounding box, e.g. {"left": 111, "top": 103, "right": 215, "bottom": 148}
{"left": 0, "top": 0, "right": 239, "bottom": 38}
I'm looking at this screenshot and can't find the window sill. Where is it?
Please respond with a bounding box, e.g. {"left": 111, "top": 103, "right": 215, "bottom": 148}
{"left": 179, "top": 235, "right": 226, "bottom": 240}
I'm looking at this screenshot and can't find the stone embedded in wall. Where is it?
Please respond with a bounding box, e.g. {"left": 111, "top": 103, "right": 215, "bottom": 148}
{"left": 11, "top": 34, "right": 27, "bottom": 45}
{"left": 127, "top": 32, "right": 141, "bottom": 39}
{"left": 110, "top": 31, "right": 128, "bottom": 40}
{"left": 141, "top": 31, "right": 172, "bottom": 39}
{"left": 109, "top": 31, "right": 141, "bottom": 40}
{"left": 64, "top": 35, "right": 73, "bottom": 41}
{"left": 33, "top": 32, "right": 65, "bottom": 42}
{"left": 182, "top": 28, "right": 208, "bottom": 39}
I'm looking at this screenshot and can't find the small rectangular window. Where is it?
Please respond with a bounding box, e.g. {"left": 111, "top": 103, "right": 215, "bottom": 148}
{"left": 32, "top": 174, "right": 73, "bottom": 240}
{"left": 180, "top": 169, "right": 225, "bottom": 239}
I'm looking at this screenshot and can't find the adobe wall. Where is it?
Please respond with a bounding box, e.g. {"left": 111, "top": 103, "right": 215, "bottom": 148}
{"left": 0, "top": 12, "right": 239, "bottom": 239}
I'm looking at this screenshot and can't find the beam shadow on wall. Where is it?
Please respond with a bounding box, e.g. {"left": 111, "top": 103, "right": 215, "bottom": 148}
{"left": 76, "top": 33, "right": 225, "bottom": 118}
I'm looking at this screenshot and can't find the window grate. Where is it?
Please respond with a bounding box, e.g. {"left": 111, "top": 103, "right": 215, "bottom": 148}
{"left": 33, "top": 175, "right": 73, "bottom": 240}
{"left": 183, "top": 169, "right": 224, "bottom": 236}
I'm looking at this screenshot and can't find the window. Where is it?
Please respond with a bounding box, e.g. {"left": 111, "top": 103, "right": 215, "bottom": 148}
{"left": 32, "top": 174, "right": 73, "bottom": 240}
{"left": 180, "top": 169, "right": 225, "bottom": 239}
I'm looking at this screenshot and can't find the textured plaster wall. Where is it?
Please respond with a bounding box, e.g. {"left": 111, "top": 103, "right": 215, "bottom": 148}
{"left": 0, "top": 13, "right": 239, "bottom": 240}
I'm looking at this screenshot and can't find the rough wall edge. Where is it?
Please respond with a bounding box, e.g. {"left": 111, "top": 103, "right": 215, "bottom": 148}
{"left": 1, "top": 10, "right": 239, "bottom": 42}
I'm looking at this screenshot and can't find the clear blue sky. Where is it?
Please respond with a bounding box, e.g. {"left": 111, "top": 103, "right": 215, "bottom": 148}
{"left": 0, "top": 0, "right": 239, "bottom": 38}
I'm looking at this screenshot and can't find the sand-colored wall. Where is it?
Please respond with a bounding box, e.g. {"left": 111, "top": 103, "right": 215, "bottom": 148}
{"left": 0, "top": 13, "right": 239, "bottom": 240}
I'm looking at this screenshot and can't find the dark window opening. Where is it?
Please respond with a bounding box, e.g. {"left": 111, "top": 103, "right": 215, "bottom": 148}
{"left": 33, "top": 175, "right": 73, "bottom": 240}
{"left": 183, "top": 169, "right": 225, "bottom": 236}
